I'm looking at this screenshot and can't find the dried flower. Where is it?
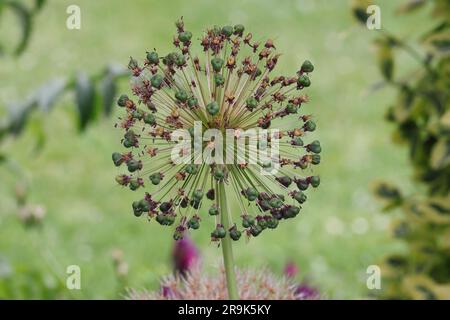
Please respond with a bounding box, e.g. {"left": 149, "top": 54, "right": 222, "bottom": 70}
{"left": 126, "top": 265, "right": 318, "bottom": 300}
{"left": 112, "top": 17, "right": 321, "bottom": 299}
{"left": 112, "top": 18, "right": 321, "bottom": 242}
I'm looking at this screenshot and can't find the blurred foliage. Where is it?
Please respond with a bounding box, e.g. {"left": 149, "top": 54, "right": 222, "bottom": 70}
{"left": 0, "top": 0, "right": 45, "bottom": 56}
{"left": 0, "top": 65, "right": 128, "bottom": 142}
{"left": 353, "top": 0, "right": 450, "bottom": 299}
{"left": 0, "top": 0, "right": 128, "bottom": 154}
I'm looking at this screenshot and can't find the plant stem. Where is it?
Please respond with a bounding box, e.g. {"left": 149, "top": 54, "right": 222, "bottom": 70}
{"left": 218, "top": 183, "right": 239, "bottom": 300}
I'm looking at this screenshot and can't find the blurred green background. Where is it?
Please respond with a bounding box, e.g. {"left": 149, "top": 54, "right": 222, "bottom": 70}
{"left": 0, "top": 0, "right": 434, "bottom": 298}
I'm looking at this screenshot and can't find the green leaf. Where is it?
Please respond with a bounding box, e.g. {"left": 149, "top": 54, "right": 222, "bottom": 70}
{"left": 75, "top": 72, "right": 95, "bottom": 130}
{"left": 33, "top": 78, "right": 67, "bottom": 112}
{"left": 371, "top": 181, "right": 403, "bottom": 211}
{"left": 100, "top": 73, "right": 117, "bottom": 116}
{"left": 375, "top": 39, "right": 395, "bottom": 81}
{"left": 99, "top": 64, "right": 128, "bottom": 115}
{"left": 6, "top": 99, "right": 37, "bottom": 135}
{"left": 430, "top": 139, "right": 450, "bottom": 170}
{"left": 7, "top": 1, "right": 32, "bottom": 55}
{"left": 351, "top": 0, "right": 372, "bottom": 24}
{"left": 423, "top": 31, "right": 450, "bottom": 57}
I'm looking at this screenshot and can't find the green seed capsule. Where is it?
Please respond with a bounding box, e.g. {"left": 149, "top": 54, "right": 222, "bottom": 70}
{"left": 206, "top": 101, "right": 220, "bottom": 116}
{"left": 165, "top": 52, "right": 178, "bottom": 65}
{"left": 211, "top": 229, "right": 219, "bottom": 239}
{"left": 259, "top": 200, "right": 271, "bottom": 211}
{"left": 190, "top": 200, "right": 200, "bottom": 209}
{"left": 188, "top": 218, "right": 200, "bottom": 229}
{"left": 192, "top": 190, "right": 204, "bottom": 201}
{"left": 175, "top": 54, "right": 186, "bottom": 67}
{"left": 180, "top": 197, "right": 188, "bottom": 208}
{"left": 146, "top": 51, "right": 159, "bottom": 64}
{"left": 285, "top": 206, "right": 300, "bottom": 218}
{"left": 246, "top": 188, "right": 258, "bottom": 201}
{"left": 132, "top": 109, "right": 145, "bottom": 120}
{"left": 301, "top": 60, "right": 314, "bottom": 73}
{"left": 216, "top": 226, "right": 226, "bottom": 238}
{"left": 310, "top": 176, "right": 320, "bottom": 188}
{"left": 175, "top": 90, "right": 188, "bottom": 102}
{"left": 293, "top": 191, "right": 307, "bottom": 204}
{"left": 233, "top": 24, "right": 245, "bottom": 36}
{"left": 132, "top": 201, "right": 143, "bottom": 217}
{"left": 222, "top": 25, "right": 234, "bottom": 37}
{"left": 311, "top": 154, "right": 321, "bottom": 165}
{"left": 149, "top": 173, "right": 162, "bottom": 185}
{"left": 299, "top": 161, "right": 308, "bottom": 170}
{"left": 246, "top": 97, "right": 258, "bottom": 111}
{"left": 211, "top": 57, "right": 224, "bottom": 72}
{"left": 117, "top": 94, "right": 129, "bottom": 107}
{"left": 156, "top": 214, "right": 165, "bottom": 225}
{"left": 206, "top": 189, "right": 215, "bottom": 200}
{"left": 185, "top": 164, "right": 198, "bottom": 175}
{"left": 307, "top": 140, "right": 321, "bottom": 154}
{"left": 291, "top": 137, "right": 304, "bottom": 147}
{"left": 304, "top": 120, "right": 316, "bottom": 132}
{"left": 173, "top": 230, "right": 183, "bottom": 240}
{"left": 266, "top": 217, "right": 279, "bottom": 229}
{"left": 165, "top": 215, "right": 175, "bottom": 226}
{"left": 269, "top": 198, "right": 283, "bottom": 209}
{"left": 242, "top": 215, "right": 255, "bottom": 228}
{"left": 187, "top": 97, "right": 198, "bottom": 108}
{"left": 129, "top": 180, "right": 140, "bottom": 191}
{"left": 139, "top": 199, "right": 150, "bottom": 212}
{"left": 159, "top": 202, "right": 172, "bottom": 212}
{"left": 250, "top": 225, "right": 263, "bottom": 237}
{"left": 297, "top": 74, "right": 311, "bottom": 87}
{"left": 112, "top": 152, "right": 123, "bottom": 166}
{"left": 230, "top": 229, "right": 242, "bottom": 241}
{"left": 124, "top": 129, "right": 136, "bottom": 141}
{"left": 296, "top": 179, "right": 309, "bottom": 191}
{"left": 257, "top": 218, "right": 268, "bottom": 229}
{"left": 178, "top": 31, "right": 192, "bottom": 43}
{"left": 286, "top": 103, "right": 297, "bottom": 114}
{"left": 127, "top": 159, "right": 142, "bottom": 172}
{"left": 214, "top": 74, "right": 225, "bottom": 86}
{"left": 209, "top": 206, "right": 219, "bottom": 216}
{"left": 144, "top": 113, "right": 156, "bottom": 125}
{"left": 276, "top": 176, "right": 292, "bottom": 187}
{"left": 150, "top": 74, "right": 164, "bottom": 88}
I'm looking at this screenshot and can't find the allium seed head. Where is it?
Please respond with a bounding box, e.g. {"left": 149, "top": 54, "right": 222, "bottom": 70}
{"left": 112, "top": 18, "right": 322, "bottom": 242}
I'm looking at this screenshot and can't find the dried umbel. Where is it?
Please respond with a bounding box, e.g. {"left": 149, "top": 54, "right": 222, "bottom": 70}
{"left": 126, "top": 265, "right": 319, "bottom": 300}
{"left": 112, "top": 18, "right": 321, "bottom": 299}
{"left": 112, "top": 18, "right": 320, "bottom": 240}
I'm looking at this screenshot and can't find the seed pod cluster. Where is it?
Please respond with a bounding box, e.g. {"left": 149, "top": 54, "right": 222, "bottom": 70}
{"left": 112, "top": 18, "right": 321, "bottom": 242}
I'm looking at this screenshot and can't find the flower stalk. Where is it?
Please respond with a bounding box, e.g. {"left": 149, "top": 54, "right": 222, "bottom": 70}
{"left": 218, "top": 182, "right": 239, "bottom": 299}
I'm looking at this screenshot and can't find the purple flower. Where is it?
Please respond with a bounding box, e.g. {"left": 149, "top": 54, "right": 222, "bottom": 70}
{"left": 284, "top": 261, "right": 299, "bottom": 278}
{"left": 295, "top": 284, "right": 320, "bottom": 299}
{"left": 172, "top": 236, "right": 200, "bottom": 274}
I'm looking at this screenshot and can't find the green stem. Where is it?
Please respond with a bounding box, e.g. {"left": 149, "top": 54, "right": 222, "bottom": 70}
{"left": 218, "top": 183, "right": 239, "bottom": 300}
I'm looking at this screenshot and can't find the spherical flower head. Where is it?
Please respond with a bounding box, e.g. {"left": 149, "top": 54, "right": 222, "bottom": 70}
{"left": 112, "top": 17, "right": 321, "bottom": 242}
{"left": 126, "top": 265, "right": 319, "bottom": 300}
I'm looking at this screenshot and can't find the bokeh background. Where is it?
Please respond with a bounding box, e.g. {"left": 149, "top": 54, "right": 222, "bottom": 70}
{"left": 0, "top": 0, "right": 441, "bottom": 299}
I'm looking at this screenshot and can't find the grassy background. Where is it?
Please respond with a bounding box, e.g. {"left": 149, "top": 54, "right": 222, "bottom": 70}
{"left": 0, "top": 0, "right": 433, "bottom": 298}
